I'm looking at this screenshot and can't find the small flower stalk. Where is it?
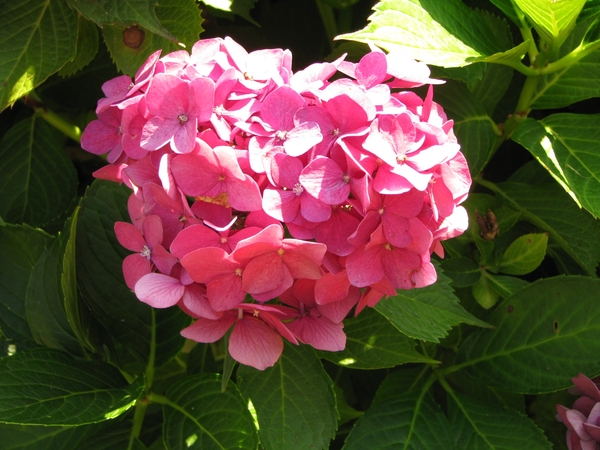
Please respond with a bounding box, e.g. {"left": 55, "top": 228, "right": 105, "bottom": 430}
{"left": 81, "top": 37, "right": 471, "bottom": 370}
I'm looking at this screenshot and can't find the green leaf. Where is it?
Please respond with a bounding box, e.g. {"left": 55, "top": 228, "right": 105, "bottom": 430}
{"left": 0, "top": 348, "right": 143, "bottom": 425}
{"left": 440, "top": 257, "right": 481, "bottom": 288}
{"left": 336, "top": 0, "right": 506, "bottom": 67}
{"left": 0, "top": 0, "right": 78, "bottom": 110}
{"left": 513, "top": 114, "right": 600, "bottom": 219}
{"left": 489, "top": 0, "right": 522, "bottom": 27}
{"left": 0, "top": 117, "right": 78, "bottom": 228}
{"left": 472, "top": 64, "right": 515, "bottom": 116}
{"left": 343, "top": 390, "right": 455, "bottom": 449}
{"left": 434, "top": 81, "right": 500, "bottom": 178}
{"left": 0, "top": 422, "right": 108, "bottom": 450}
{"left": 202, "top": 0, "right": 258, "bottom": 25}
{"left": 25, "top": 212, "right": 85, "bottom": 356}
{"left": 160, "top": 374, "right": 258, "bottom": 450}
{"left": 67, "top": 0, "right": 177, "bottom": 43}
{"left": 578, "top": 0, "right": 600, "bottom": 23}
{"left": 58, "top": 16, "right": 100, "bottom": 77}
{"left": 448, "top": 391, "right": 552, "bottom": 449}
{"left": 371, "top": 367, "right": 430, "bottom": 407}
{"left": 317, "top": 308, "right": 436, "bottom": 369}
{"left": 375, "top": 265, "right": 490, "bottom": 342}
{"left": 486, "top": 273, "right": 530, "bottom": 299}
{"left": 532, "top": 19, "right": 600, "bottom": 109}
{"left": 492, "top": 180, "right": 600, "bottom": 276}
{"left": 102, "top": 0, "right": 203, "bottom": 76}
{"left": 497, "top": 232, "right": 549, "bottom": 275}
{"left": 76, "top": 180, "right": 152, "bottom": 369}
{"left": 513, "top": 0, "right": 586, "bottom": 47}
{"left": 237, "top": 343, "right": 337, "bottom": 450}
{"left": 456, "top": 276, "right": 600, "bottom": 393}
{"left": 0, "top": 224, "right": 51, "bottom": 345}
{"left": 471, "top": 273, "right": 500, "bottom": 309}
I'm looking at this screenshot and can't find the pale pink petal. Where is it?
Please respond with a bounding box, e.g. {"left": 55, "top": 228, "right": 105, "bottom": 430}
{"left": 182, "top": 283, "right": 222, "bottom": 320}
{"left": 181, "top": 313, "right": 237, "bottom": 343}
{"left": 287, "top": 315, "right": 346, "bottom": 351}
{"left": 134, "top": 273, "right": 185, "bottom": 308}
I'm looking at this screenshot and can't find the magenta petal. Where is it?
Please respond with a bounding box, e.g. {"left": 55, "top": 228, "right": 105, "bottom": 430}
{"left": 346, "top": 245, "right": 384, "bottom": 288}
{"left": 181, "top": 247, "right": 238, "bottom": 283}
{"left": 135, "top": 273, "right": 185, "bottom": 308}
{"left": 226, "top": 175, "right": 263, "bottom": 211}
{"left": 317, "top": 287, "right": 361, "bottom": 323}
{"left": 207, "top": 274, "right": 245, "bottom": 311}
{"left": 146, "top": 74, "right": 189, "bottom": 118}
{"left": 115, "top": 222, "right": 145, "bottom": 252}
{"left": 315, "top": 271, "right": 350, "bottom": 305}
{"left": 382, "top": 248, "right": 421, "bottom": 290}
{"left": 262, "top": 188, "right": 300, "bottom": 222}
{"left": 150, "top": 244, "right": 178, "bottom": 275}
{"left": 182, "top": 283, "right": 222, "bottom": 320}
{"left": 300, "top": 157, "right": 351, "bottom": 205}
{"left": 122, "top": 253, "right": 151, "bottom": 289}
{"left": 242, "top": 252, "right": 293, "bottom": 296}
{"left": 170, "top": 224, "right": 219, "bottom": 258}
{"left": 142, "top": 215, "right": 164, "bottom": 249}
{"left": 181, "top": 313, "right": 237, "bottom": 343}
{"left": 261, "top": 85, "right": 305, "bottom": 130}
{"left": 141, "top": 117, "right": 179, "bottom": 151}
{"left": 229, "top": 316, "right": 284, "bottom": 370}
{"left": 573, "top": 374, "right": 600, "bottom": 403}
{"left": 356, "top": 51, "right": 387, "bottom": 88}
{"left": 189, "top": 77, "right": 215, "bottom": 122}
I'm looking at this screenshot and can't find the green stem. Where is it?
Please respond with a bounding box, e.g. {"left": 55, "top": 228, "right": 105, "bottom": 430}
{"left": 24, "top": 95, "right": 82, "bottom": 143}
{"left": 127, "top": 398, "right": 149, "bottom": 450}
{"left": 540, "top": 41, "right": 600, "bottom": 75}
{"left": 315, "top": 0, "right": 337, "bottom": 50}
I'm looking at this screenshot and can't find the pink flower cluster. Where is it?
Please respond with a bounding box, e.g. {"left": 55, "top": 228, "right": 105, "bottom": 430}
{"left": 557, "top": 374, "right": 600, "bottom": 450}
{"left": 81, "top": 37, "right": 470, "bottom": 370}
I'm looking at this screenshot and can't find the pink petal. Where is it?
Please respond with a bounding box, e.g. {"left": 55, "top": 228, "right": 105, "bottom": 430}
{"left": 242, "top": 252, "right": 293, "bottom": 297}
{"left": 150, "top": 244, "right": 178, "bottom": 275}
{"left": 122, "top": 253, "right": 152, "bottom": 290}
{"left": 287, "top": 315, "right": 346, "bottom": 351}
{"left": 207, "top": 274, "right": 245, "bottom": 311}
{"left": 346, "top": 244, "right": 385, "bottom": 288}
{"left": 181, "top": 247, "right": 238, "bottom": 283}
{"left": 315, "top": 271, "right": 350, "bottom": 305}
{"left": 229, "top": 316, "right": 284, "bottom": 370}
{"left": 182, "top": 283, "right": 222, "bottom": 320}
{"left": 134, "top": 273, "right": 185, "bottom": 308}
{"left": 300, "top": 156, "right": 351, "bottom": 205}
{"left": 142, "top": 215, "right": 164, "bottom": 249}
{"left": 115, "top": 222, "right": 145, "bottom": 252}
{"left": 181, "top": 313, "right": 237, "bottom": 343}
{"left": 317, "top": 287, "right": 361, "bottom": 323}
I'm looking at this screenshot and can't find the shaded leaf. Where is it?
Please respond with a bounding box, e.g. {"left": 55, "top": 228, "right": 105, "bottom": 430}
{"left": 0, "top": 224, "right": 51, "bottom": 345}
{"left": 457, "top": 276, "right": 600, "bottom": 393}
{"left": 67, "top": 0, "right": 176, "bottom": 43}
{"left": 371, "top": 367, "right": 430, "bottom": 407}
{"left": 318, "top": 308, "right": 436, "bottom": 369}
{"left": 492, "top": 180, "right": 600, "bottom": 276}
{"left": 343, "top": 390, "right": 455, "bottom": 449}
{"left": 102, "top": 0, "right": 203, "bottom": 76}
{"left": 202, "top": 0, "right": 258, "bottom": 25}
{"left": 0, "top": 422, "right": 108, "bottom": 450}
{"left": 486, "top": 273, "right": 530, "bottom": 299}
{"left": 448, "top": 391, "right": 552, "bottom": 449}
{"left": 58, "top": 16, "right": 100, "bottom": 77}
{"left": 440, "top": 257, "right": 481, "bottom": 288}
{"left": 26, "top": 212, "right": 84, "bottom": 356}
{"left": 471, "top": 274, "right": 500, "bottom": 309}
{"left": 237, "top": 343, "right": 337, "bottom": 450}
{"left": 375, "top": 265, "right": 490, "bottom": 343}
{"left": 0, "top": 0, "right": 78, "bottom": 110}
{"left": 435, "top": 81, "right": 500, "bottom": 178}
{"left": 161, "top": 374, "right": 258, "bottom": 450}
{"left": 0, "top": 117, "right": 78, "bottom": 228}
{"left": 336, "top": 0, "right": 505, "bottom": 67}
{"left": 0, "top": 348, "right": 143, "bottom": 425}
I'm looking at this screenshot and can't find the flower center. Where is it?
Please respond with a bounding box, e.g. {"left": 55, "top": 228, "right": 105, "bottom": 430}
{"left": 293, "top": 183, "right": 304, "bottom": 196}
{"left": 140, "top": 245, "right": 151, "bottom": 259}
{"left": 275, "top": 130, "right": 288, "bottom": 141}
{"left": 178, "top": 113, "right": 188, "bottom": 124}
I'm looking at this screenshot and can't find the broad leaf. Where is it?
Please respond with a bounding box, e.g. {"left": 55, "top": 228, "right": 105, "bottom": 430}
{"left": 434, "top": 81, "right": 500, "bottom": 178}
{"left": 67, "top": 0, "right": 176, "bottom": 43}
{"left": 202, "top": 0, "right": 258, "bottom": 25}
{"left": 318, "top": 308, "right": 436, "bottom": 369}
{"left": 448, "top": 391, "right": 552, "bottom": 449}
{"left": 513, "top": 0, "right": 586, "bottom": 47}
{"left": 513, "top": 115, "right": 600, "bottom": 219}
{"left": 58, "top": 16, "right": 100, "bottom": 77}
{"left": 102, "top": 0, "right": 203, "bottom": 76}
{"left": 497, "top": 232, "right": 549, "bottom": 275}
{"left": 76, "top": 180, "right": 152, "bottom": 369}
{"left": 440, "top": 257, "right": 481, "bottom": 288}
{"left": 471, "top": 273, "right": 500, "bottom": 309}
{"left": 489, "top": 0, "right": 522, "bottom": 27}
{"left": 456, "top": 276, "right": 600, "bottom": 393}
{"left": 0, "top": 422, "right": 108, "bottom": 450}
{"left": 0, "top": 117, "right": 78, "bottom": 228}
{"left": 237, "top": 343, "right": 337, "bottom": 450}
{"left": 532, "top": 17, "right": 600, "bottom": 109}
{"left": 375, "top": 265, "right": 490, "bottom": 342}
{"left": 0, "top": 224, "right": 51, "bottom": 345}
{"left": 161, "top": 374, "right": 258, "bottom": 450}
{"left": 371, "top": 367, "right": 430, "bottom": 407}
{"left": 0, "top": 0, "right": 78, "bottom": 110}
{"left": 0, "top": 348, "right": 143, "bottom": 425}
{"left": 343, "top": 390, "right": 455, "bottom": 449}
{"left": 336, "top": 0, "right": 506, "bottom": 67}
{"left": 486, "top": 274, "right": 530, "bottom": 299}
{"left": 492, "top": 180, "right": 600, "bottom": 276}
{"left": 26, "top": 213, "right": 85, "bottom": 356}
